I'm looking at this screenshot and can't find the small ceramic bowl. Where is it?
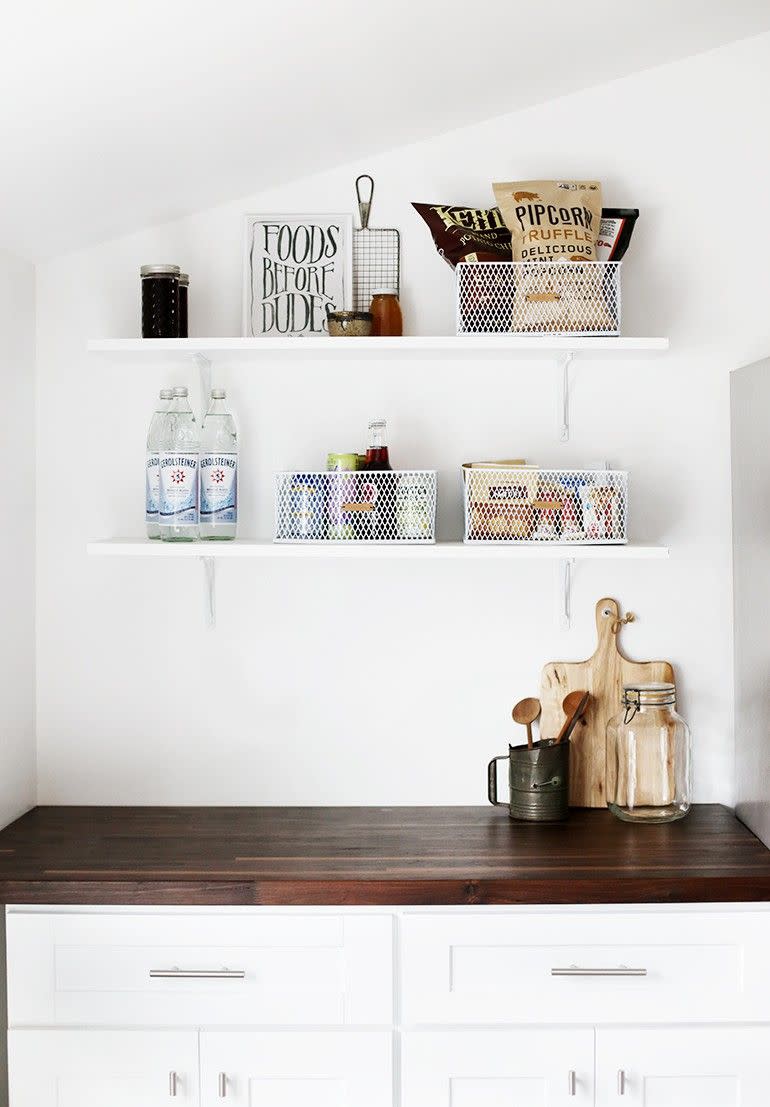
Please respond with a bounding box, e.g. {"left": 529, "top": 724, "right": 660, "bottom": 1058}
{"left": 326, "top": 310, "right": 373, "bottom": 337}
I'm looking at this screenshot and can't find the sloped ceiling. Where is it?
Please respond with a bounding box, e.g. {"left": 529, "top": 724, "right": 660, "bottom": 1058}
{"left": 2, "top": 0, "right": 769, "bottom": 260}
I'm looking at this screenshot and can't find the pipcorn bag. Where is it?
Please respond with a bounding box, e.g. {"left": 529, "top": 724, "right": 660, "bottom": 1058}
{"left": 492, "top": 180, "right": 602, "bottom": 263}
{"left": 492, "top": 180, "right": 614, "bottom": 332}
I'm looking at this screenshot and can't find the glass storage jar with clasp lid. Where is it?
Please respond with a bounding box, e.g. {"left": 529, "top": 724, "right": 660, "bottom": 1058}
{"left": 606, "top": 682, "right": 691, "bottom": 823}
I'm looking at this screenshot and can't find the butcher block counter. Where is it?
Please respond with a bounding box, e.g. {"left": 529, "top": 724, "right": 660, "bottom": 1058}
{"left": 0, "top": 802, "right": 768, "bottom": 905}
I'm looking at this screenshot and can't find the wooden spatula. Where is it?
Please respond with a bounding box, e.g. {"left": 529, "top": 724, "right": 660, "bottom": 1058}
{"left": 555, "top": 691, "right": 590, "bottom": 744}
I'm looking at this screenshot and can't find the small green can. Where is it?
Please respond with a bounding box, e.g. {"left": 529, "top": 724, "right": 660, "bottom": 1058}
{"left": 326, "top": 452, "right": 359, "bottom": 539}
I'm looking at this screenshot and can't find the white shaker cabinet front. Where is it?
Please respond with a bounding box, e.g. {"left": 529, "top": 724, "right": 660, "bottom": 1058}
{"left": 596, "top": 1027, "right": 770, "bottom": 1106}
{"left": 8, "top": 1029, "right": 199, "bottom": 1107}
{"left": 199, "top": 1031, "right": 392, "bottom": 1107}
{"left": 402, "top": 1030, "right": 595, "bottom": 1107}
{"left": 7, "top": 905, "right": 770, "bottom": 1107}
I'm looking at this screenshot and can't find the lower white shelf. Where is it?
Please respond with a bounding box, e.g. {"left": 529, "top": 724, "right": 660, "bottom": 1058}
{"left": 87, "top": 539, "right": 669, "bottom": 561}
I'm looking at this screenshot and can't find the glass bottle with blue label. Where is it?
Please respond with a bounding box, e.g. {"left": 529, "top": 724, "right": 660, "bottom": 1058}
{"left": 199, "top": 388, "right": 238, "bottom": 540}
{"left": 159, "top": 386, "right": 199, "bottom": 541}
{"left": 145, "top": 388, "right": 173, "bottom": 539}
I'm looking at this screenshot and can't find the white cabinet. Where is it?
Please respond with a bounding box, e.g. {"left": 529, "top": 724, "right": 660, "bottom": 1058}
{"left": 8, "top": 1029, "right": 199, "bottom": 1107}
{"left": 403, "top": 1029, "right": 594, "bottom": 1107}
{"left": 200, "top": 1031, "right": 392, "bottom": 1107}
{"left": 6, "top": 905, "right": 770, "bottom": 1107}
{"left": 596, "top": 1027, "right": 770, "bottom": 1105}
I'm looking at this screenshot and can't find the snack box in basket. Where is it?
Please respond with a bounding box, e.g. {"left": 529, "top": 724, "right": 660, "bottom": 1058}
{"left": 462, "top": 461, "right": 539, "bottom": 540}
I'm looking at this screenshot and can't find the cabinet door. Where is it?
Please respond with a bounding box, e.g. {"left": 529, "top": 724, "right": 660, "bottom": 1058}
{"left": 200, "top": 1030, "right": 392, "bottom": 1107}
{"left": 597, "top": 1026, "right": 770, "bottom": 1106}
{"left": 402, "top": 1029, "right": 594, "bottom": 1107}
{"left": 8, "top": 1029, "right": 199, "bottom": 1107}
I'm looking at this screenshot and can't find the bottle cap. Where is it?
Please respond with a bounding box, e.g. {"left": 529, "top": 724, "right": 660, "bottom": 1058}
{"left": 368, "top": 418, "right": 386, "bottom": 428}
{"left": 159, "top": 388, "right": 173, "bottom": 400}
{"left": 172, "top": 386, "right": 188, "bottom": 397}
{"left": 372, "top": 288, "right": 398, "bottom": 296}
{"left": 140, "top": 264, "right": 180, "bottom": 277}
{"left": 211, "top": 388, "right": 226, "bottom": 399}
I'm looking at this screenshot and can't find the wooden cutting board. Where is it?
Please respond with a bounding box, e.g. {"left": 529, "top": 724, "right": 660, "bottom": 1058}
{"left": 539, "top": 597, "right": 675, "bottom": 807}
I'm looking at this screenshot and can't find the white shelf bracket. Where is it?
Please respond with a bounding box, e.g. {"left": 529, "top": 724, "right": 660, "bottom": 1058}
{"left": 202, "top": 556, "right": 216, "bottom": 628}
{"left": 559, "top": 351, "right": 575, "bottom": 443}
{"left": 192, "top": 352, "right": 212, "bottom": 418}
{"left": 557, "top": 557, "right": 576, "bottom": 630}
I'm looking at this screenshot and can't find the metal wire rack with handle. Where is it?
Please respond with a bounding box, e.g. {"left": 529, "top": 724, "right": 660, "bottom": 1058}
{"left": 352, "top": 174, "right": 401, "bottom": 312}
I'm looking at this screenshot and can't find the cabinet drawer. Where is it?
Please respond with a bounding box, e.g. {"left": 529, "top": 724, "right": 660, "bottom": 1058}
{"left": 401, "top": 910, "right": 770, "bottom": 1024}
{"left": 6, "top": 910, "right": 393, "bottom": 1026}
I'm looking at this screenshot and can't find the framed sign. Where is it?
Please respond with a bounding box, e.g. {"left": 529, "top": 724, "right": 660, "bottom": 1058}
{"left": 243, "top": 213, "right": 353, "bottom": 336}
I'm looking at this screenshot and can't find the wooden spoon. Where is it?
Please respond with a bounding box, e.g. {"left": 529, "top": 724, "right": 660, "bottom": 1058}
{"left": 555, "top": 690, "right": 590, "bottom": 744}
{"left": 512, "top": 697, "right": 541, "bottom": 750}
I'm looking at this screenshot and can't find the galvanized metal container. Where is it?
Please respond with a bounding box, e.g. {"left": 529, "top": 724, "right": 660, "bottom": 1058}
{"left": 488, "top": 739, "right": 570, "bottom": 822}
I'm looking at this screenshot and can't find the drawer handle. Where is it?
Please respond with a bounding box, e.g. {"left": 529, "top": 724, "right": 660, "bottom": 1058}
{"left": 169, "top": 1071, "right": 178, "bottom": 1098}
{"left": 150, "top": 968, "right": 246, "bottom": 979}
{"left": 218, "top": 1072, "right": 227, "bottom": 1099}
{"left": 551, "top": 965, "right": 647, "bottom": 977}
{"left": 568, "top": 1070, "right": 576, "bottom": 1096}
{"left": 618, "top": 1069, "right": 626, "bottom": 1096}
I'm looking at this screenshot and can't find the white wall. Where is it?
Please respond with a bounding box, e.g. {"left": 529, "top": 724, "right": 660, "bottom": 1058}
{"left": 0, "top": 249, "right": 35, "bottom": 827}
{"left": 34, "top": 33, "right": 770, "bottom": 806}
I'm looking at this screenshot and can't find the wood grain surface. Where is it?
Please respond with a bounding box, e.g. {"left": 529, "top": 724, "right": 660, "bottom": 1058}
{"left": 540, "top": 597, "right": 674, "bottom": 807}
{"left": 0, "top": 804, "right": 767, "bottom": 905}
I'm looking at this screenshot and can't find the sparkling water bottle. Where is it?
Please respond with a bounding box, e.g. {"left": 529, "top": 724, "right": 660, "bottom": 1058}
{"left": 159, "top": 386, "right": 199, "bottom": 541}
{"left": 199, "top": 388, "right": 238, "bottom": 540}
{"left": 145, "top": 388, "right": 173, "bottom": 539}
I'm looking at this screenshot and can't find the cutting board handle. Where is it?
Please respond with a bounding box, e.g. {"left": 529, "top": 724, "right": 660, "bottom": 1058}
{"left": 594, "top": 598, "right": 621, "bottom": 660}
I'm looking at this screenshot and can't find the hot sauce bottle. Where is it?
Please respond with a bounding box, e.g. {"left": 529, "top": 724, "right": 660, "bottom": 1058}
{"left": 361, "top": 419, "right": 393, "bottom": 539}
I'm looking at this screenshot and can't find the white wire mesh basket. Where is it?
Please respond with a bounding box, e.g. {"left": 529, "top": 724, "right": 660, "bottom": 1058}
{"left": 275, "top": 470, "right": 437, "bottom": 543}
{"left": 463, "top": 466, "right": 628, "bottom": 544}
{"left": 456, "top": 261, "right": 621, "bottom": 335}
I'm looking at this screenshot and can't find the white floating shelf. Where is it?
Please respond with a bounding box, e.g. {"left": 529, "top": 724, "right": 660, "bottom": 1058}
{"left": 88, "top": 335, "right": 669, "bottom": 362}
{"left": 87, "top": 539, "right": 669, "bottom": 561}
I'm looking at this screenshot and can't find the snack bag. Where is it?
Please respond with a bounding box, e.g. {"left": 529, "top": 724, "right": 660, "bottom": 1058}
{"left": 493, "top": 181, "right": 612, "bottom": 332}
{"left": 412, "top": 203, "right": 511, "bottom": 268}
{"left": 492, "top": 180, "right": 603, "bottom": 263}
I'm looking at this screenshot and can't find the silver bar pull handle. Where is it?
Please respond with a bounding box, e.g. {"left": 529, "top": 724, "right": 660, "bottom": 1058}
{"left": 551, "top": 965, "right": 647, "bottom": 977}
{"left": 150, "top": 968, "right": 246, "bottom": 979}
{"left": 618, "top": 1069, "right": 626, "bottom": 1096}
{"left": 568, "top": 1070, "right": 576, "bottom": 1096}
{"left": 169, "top": 1071, "right": 178, "bottom": 1098}
{"left": 218, "top": 1072, "right": 227, "bottom": 1099}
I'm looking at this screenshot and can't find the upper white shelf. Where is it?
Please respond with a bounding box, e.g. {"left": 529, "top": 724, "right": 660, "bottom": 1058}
{"left": 87, "top": 539, "right": 669, "bottom": 561}
{"left": 88, "top": 335, "right": 669, "bottom": 363}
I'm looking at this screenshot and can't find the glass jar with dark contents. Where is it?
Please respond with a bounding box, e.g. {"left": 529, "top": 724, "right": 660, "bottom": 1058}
{"left": 178, "top": 272, "right": 189, "bottom": 338}
{"left": 141, "top": 264, "right": 180, "bottom": 338}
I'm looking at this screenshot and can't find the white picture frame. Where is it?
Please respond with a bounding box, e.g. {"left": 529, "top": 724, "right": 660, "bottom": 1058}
{"left": 242, "top": 212, "right": 353, "bottom": 337}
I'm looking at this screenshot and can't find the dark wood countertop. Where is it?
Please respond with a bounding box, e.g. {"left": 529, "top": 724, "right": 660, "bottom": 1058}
{"left": 0, "top": 804, "right": 768, "bottom": 906}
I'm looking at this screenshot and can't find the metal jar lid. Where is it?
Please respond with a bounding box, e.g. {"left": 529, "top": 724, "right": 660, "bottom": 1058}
{"left": 622, "top": 682, "right": 676, "bottom": 723}
{"left": 372, "top": 288, "right": 398, "bottom": 297}
{"left": 140, "top": 264, "right": 181, "bottom": 278}
{"left": 622, "top": 682, "right": 676, "bottom": 707}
